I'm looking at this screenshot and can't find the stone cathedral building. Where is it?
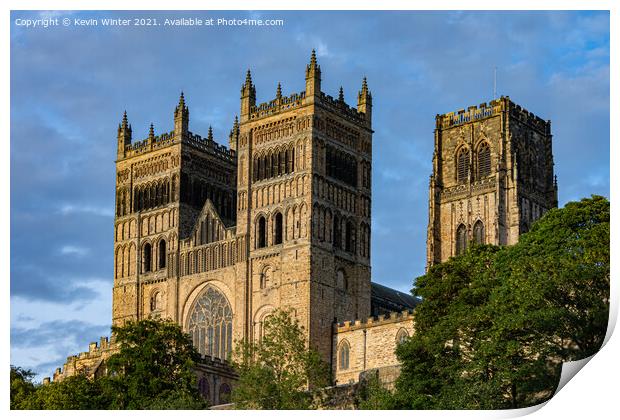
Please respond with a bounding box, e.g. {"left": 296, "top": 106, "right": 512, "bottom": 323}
{"left": 50, "top": 52, "right": 556, "bottom": 406}
{"left": 426, "top": 97, "right": 558, "bottom": 268}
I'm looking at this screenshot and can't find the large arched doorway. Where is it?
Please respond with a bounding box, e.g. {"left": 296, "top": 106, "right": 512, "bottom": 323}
{"left": 187, "top": 286, "right": 233, "bottom": 360}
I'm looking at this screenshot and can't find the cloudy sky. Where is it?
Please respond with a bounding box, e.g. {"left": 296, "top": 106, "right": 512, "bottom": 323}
{"left": 10, "top": 10, "right": 609, "bottom": 380}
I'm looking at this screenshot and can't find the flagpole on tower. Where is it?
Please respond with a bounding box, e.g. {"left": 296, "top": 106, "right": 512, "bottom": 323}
{"left": 493, "top": 66, "right": 497, "bottom": 99}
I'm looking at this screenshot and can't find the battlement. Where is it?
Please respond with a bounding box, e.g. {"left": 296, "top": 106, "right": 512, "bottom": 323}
{"left": 509, "top": 102, "right": 550, "bottom": 134}
{"left": 437, "top": 96, "right": 550, "bottom": 134}
{"left": 52, "top": 336, "right": 118, "bottom": 382}
{"left": 124, "top": 130, "right": 176, "bottom": 157}
{"left": 121, "top": 129, "right": 236, "bottom": 163}
{"left": 198, "top": 354, "right": 232, "bottom": 369}
{"left": 185, "top": 131, "right": 237, "bottom": 163}
{"left": 319, "top": 92, "right": 367, "bottom": 124}
{"left": 249, "top": 91, "right": 307, "bottom": 120}
{"left": 335, "top": 309, "right": 415, "bottom": 332}
{"left": 437, "top": 97, "right": 504, "bottom": 129}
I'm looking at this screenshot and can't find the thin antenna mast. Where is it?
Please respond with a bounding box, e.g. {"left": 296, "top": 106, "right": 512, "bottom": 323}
{"left": 493, "top": 66, "right": 497, "bottom": 99}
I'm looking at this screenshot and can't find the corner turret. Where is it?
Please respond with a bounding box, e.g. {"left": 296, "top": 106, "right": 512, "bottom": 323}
{"left": 240, "top": 70, "right": 256, "bottom": 122}
{"left": 117, "top": 111, "right": 132, "bottom": 159}
{"left": 228, "top": 116, "right": 239, "bottom": 151}
{"left": 357, "top": 77, "right": 372, "bottom": 125}
{"left": 174, "top": 92, "right": 189, "bottom": 140}
{"left": 305, "top": 49, "right": 321, "bottom": 99}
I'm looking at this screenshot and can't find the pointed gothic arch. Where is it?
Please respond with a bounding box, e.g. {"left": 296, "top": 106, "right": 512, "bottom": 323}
{"left": 456, "top": 146, "right": 470, "bottom": 183}
{"left": 477, "top": 141, "right": 492, "bottom": 179}
{"left": 473, "top": 220, "right": 485, "bottom": 245}
{"left": 456, "top": 223, "right": 468, "bottom": 256}
{"left": 273, "top": 211, "right": 283, "bottom": 245}
{"left": 338, "top": 340, "right": 350, "bottom": 370}
{"left": 187, "top": 285, "right": 233, "bottom": 360}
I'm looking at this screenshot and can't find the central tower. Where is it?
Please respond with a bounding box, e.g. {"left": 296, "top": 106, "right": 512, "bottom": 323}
{"left": 235, "top": 51, "right": 373, "bottom": 358}
{"left": 426, "top": 96, "right": 558, "bottom": 269}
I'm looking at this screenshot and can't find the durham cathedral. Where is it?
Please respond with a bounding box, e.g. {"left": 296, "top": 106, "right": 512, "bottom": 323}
{"left": 49, "top": 51, "right": 558, "bottom": 405}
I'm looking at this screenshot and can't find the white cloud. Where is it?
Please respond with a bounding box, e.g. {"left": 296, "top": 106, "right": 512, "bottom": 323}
{"left": 59, "top": 245, "right": 89, "bottom": 257}
{"left": 295, "top": 33, "right": 330, "bottom": 57}
{"left": 57, "top": 203, "right": 113, "bottom": 217}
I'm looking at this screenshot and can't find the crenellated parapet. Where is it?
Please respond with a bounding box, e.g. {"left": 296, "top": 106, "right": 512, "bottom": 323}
{"left": 185, "top": 131, "right": 237, "bottom": 162}
{"left": 51, "top": 336, "right": 118, "bottom": 383}
{"left": 436, "top": 98, "right": 503, "bottom": 129}
{"left": 335, "top": 309, "right": 415, "bottom": 332}
{"left": 250, "top": 91, "right": 307, "bottom": 120}
{"left": 318, "top": 91, "right": 367, "bottom": 124}
{"left": 241, "top": 51, "right": 370, "bottom": 127}
{"left": 121, "top": 129, "right": 236, "bottom": 163}
{"left": 508, "top": 102, "right": 550, "bottom": 134}
{"left": 123, "top": 130, "right": 176, "bottom": 157}
{"left": 436, "top": 96, "right": 550, "bottom": 134}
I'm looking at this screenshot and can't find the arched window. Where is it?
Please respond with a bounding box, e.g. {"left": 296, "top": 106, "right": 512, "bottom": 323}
{"left": 219, "top": 383, "right": 232, "bottom": 404}
{"left": 156, "top": 183, "right": 162, "bottom": 206}
{"left": 339, "top": 341, "right": 350, "bottom": 370}
{"left": 473, "top": 220, "right": 485, "bottom": 245}
{"left": 457, "top": 147, "right": 470, "bottom": 183}
{"left": 158, "top": 239, "right": 166, "bottom": 270}
{"left": 257, "top": 216, "right": 266, "bottom": 248}
{"left": 274, "top": 212, "right": 283, "bottom": 245}
{"left": 258, "top": 313, "right": 273, "bottom": 341}
{"left": 260, "top": 266, "right": 272, "bottom": 289}
{"left": 143, "top": 243, "right": 152, "bottom": 273}
{"left": 198, "top": 377, "right": 210, "bottom": 400}
{"left": 150, "top": 291, "right": 161, "bottom": 312}
{"left": 163, "top": 180, "right": 170, "bottom": 204}
{"left": 333, "top": 215, "right": 341, "bottom": 249}
{"left": 477, "top": 142, "right": 491, "bottom": 179}
{"left": 396, "top": 328, "right": 409, "bottom": 344}
{"left": 345, "top": 220, "right": 355, "bottom": 253}
{"left": 456, "top": 224, "right": 468, "bottom": 256}
{"left": 188, "top": 286, "right": 233, "bottom": 360}
{"left": 336, "top": 269, "right": 347, "bottom": 291}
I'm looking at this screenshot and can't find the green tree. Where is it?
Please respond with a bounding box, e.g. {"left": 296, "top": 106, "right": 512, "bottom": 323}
{"left": 10, "top": 366, "right": 36, "bottom": 409}
{"left": 101, "top": 318, "right": 205, "bottom": 409}
{"left": 231, "top": 308, "right": 331, "bottom": 409}
{"left": 392, "top": 196, "right": 609, "bottom": 409}
{"left": 145, "top": 389, "right": 208, "bottom": 410}
{"left": 19, "top": 373, "right": 109, "bottom": 410}
{"left": 357, "top": 372, "right": 396, "bottom": 409}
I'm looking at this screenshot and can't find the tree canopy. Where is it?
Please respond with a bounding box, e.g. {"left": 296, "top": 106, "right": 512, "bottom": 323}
{"left": 231, "top": 308, "right": 331, "bottom": 409}
{"left": 385, "top": 195, "right": 610, "bottom": 409}
{"left": 102, "top": 318, "right": 204, "bottom": 409}
{"left": 11, "top": 318, "right": 207, "bottom": 410}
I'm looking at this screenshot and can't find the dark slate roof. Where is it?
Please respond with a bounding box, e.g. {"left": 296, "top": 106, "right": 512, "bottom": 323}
{"left": 370, "top": 282, "right": 420, "bottom": 316}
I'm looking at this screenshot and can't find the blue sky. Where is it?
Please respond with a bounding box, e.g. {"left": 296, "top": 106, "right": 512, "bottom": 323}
{"left": 10, "top": 10, "right": 609, "bottom": 380}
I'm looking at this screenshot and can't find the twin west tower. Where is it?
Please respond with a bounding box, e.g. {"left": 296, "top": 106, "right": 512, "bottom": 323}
{"left": 113, "top": 51, "right": 373, "bottom": 369}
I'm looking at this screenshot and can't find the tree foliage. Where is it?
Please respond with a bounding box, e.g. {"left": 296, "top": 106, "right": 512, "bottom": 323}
{"left": 356, "top": 372, "right": 397, "bottom": 410}
{"left": 102, "top": 318, "right": 205, "bottom": 409}
{"left": 231, "top": 308, "right": 331, "bottom": 409}
{"left": 10, "top": 366, "right": 36, "bottom": 409}
{"left": 18, "top": 373, "right": 110, "bottom": 410}
{"left": 12, "top": 318, "right": 207, "bottom": 410}
{"left": 391, "top": 195, "right": 610, "bottom": 409}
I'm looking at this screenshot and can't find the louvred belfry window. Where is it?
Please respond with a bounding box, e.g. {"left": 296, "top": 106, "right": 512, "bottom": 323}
{"left": 457, "top": 148, "right": 470, "bottom": 183}
{"left": 478, "top": 143, "right": 491, "bottom": 179}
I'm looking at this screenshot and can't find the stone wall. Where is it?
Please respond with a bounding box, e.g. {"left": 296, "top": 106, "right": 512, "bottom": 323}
{"left": 332, "top": 310, "right": 414, "bottom": 385}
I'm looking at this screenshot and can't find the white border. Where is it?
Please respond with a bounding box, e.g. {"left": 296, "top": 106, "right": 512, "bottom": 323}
{"left": 3, "top": 1, "right": 616, "bottom": 419}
